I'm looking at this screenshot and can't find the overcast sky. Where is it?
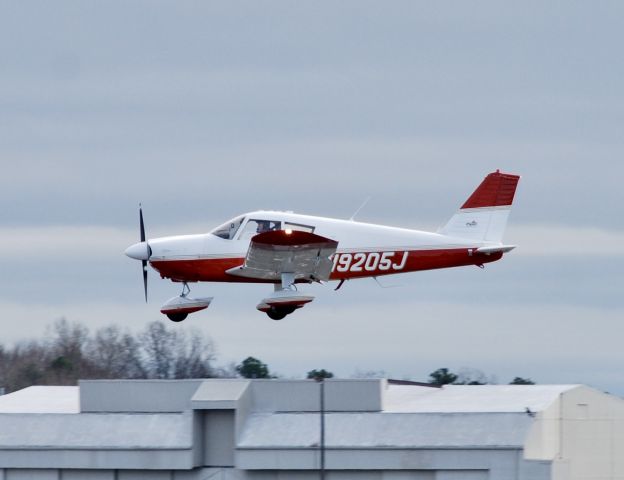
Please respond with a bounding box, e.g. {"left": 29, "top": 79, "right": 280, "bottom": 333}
{"left": 1, "top": 2, "right": 622, "bottom": 392}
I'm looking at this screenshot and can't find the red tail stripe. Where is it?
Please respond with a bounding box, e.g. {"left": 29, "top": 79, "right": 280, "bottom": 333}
{"left": 461, "top": 171, "right": 520, "bottom": 209}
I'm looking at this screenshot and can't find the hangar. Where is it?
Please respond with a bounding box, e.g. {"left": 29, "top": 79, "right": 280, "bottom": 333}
{"left": 0, "top": 378, "right": 622, "bottom": 479}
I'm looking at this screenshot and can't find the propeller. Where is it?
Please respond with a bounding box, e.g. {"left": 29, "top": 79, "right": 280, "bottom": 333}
{"left": 124, "top": 205, "right": 153, "bottom": 301}
{"left": 139, "top": 205, "right": 148, "bottom": 302}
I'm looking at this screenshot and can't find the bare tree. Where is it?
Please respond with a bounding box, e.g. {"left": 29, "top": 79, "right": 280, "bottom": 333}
{"left": 454, "top": 367, "right": 497, "bottom": 385}
{"left": 87, "top": 325, "right": 146, "bottom": 379}
{"left": 351, "top": 369, "right": 389, "bottom": 379}
{"left": 2, "top": 341, "right": 43, "bottom": 391}
{"left": 0, "top": 319, "right": 220, "bottom": 392}
{"left": 213, "top": 361, "right": 239, "bottom": 378}
{"left": 44, "top": 318, "right": 93, "bottom": 384}
{"left": 139, "top": 321, "right": 178, "bottom": 379}
{"left": 139, "top": 321, "right": 217, "bottom": 379}
{"left": 173, "top": 328, "right": 216, "bottom": 379}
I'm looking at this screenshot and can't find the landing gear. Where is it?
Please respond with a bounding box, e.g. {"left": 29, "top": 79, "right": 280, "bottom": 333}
{"left": 159, "top": 283, "right": 213, "bottom": 322}
{"left": 167, "top": 283, "right": 191, "bottom": 322}
{"left": 256, "top": 273, "right": 315, "bottom": 320}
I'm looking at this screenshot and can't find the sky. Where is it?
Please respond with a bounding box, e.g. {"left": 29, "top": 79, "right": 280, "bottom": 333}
{"left": 1, "top": 2, "right": 622, "bottom": 392}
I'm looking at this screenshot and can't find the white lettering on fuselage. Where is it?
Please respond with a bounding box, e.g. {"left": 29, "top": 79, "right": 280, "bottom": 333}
{"left": 332, "top": 251, "right": 409, "bottom": 273}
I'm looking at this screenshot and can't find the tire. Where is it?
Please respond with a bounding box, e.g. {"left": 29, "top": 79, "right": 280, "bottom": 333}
{"left": 167, "top": 312, "right": 188, "bottom": 322}
{"left": 266, "top": 307, "right": 287, "bottom": 321}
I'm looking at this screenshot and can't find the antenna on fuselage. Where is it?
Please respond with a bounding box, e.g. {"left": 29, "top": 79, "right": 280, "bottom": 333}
{"left": 349, "top": 196, "right": 371, "bottom": 221}
{"left": 372, "top": 276, "right": 401, "bottom": 289}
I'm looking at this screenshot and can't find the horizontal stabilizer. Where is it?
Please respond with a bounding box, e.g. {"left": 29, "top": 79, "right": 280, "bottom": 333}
{"left": 476, "top": 245, "right": 516, "bottom": 254}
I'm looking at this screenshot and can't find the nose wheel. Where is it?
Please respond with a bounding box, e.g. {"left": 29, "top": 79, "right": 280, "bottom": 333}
{"left": 166, "top": 283, "right": 191, "bottom": 321}
{"left": 166, "top": 312, "right": 188, "bottom": 322}
{"left": 160, "top": 283, "right": 213, "bottom": 322}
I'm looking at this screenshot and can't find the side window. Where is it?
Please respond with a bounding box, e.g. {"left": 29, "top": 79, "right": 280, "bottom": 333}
{"left": 238, "top": 219, "right": 282, "bottom": 240}
{"left": 284, "top": 222, "right": 315, "bottom": 233}
{"left": 211, "top": 216, "right": 245, "bottom": 240}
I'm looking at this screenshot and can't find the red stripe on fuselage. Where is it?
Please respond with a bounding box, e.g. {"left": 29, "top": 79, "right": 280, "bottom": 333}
{"left": 150, "top": 257, "right": 249, "bottom": 283}
{"left": 150, "top": 248, "right": 503, "bottom": 284}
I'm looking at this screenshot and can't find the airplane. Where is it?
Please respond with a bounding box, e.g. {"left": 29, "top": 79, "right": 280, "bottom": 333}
{"left": 125, "top": 170, "right": 520, "bottom": 321}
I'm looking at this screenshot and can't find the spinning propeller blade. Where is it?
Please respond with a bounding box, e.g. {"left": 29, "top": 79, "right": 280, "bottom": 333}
{"left": 142, "top": 260, "right": 148, "bottom": 302}
{"left": 140, "top": 205, "right": 146, "bottom": 242}
{"left": 139, "top": 205, "right": 148, "bottom": 302}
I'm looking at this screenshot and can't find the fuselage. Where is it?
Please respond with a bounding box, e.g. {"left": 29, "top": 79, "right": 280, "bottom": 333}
{"left": 146, "top": 211, "right": 502, "bottom": 284}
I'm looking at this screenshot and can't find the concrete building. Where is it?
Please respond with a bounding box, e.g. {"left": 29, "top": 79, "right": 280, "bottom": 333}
{"left": 0, "top": 379, "right": 623, "bottom": 479}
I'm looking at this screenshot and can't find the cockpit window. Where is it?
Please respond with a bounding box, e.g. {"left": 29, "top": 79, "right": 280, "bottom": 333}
{"left": 210, "top": 216, "right": 245, "bottom": 240}
{"left": 238, "top": 219, "right": 281, "bottom": 240}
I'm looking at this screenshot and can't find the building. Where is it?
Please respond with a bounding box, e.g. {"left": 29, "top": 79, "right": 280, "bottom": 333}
{"left": 0, "top": 379, "right": 623, "bottom": 479}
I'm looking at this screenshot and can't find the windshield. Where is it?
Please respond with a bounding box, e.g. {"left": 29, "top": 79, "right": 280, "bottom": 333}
{"left": 210, "top": 216, "right": 245, "bottom": 240}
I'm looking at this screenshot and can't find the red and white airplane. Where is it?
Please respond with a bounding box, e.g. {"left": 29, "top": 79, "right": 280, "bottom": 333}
{"left": 125, "top": 170, "right": 520, "bottom": 321}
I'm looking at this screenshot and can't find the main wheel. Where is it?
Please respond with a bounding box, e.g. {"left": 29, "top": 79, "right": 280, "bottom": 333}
{"left": 166, "top": 312, "right": 188, "bottom": 322}
{"left": 266, "top": 307, "right": 287, "bottom": 321}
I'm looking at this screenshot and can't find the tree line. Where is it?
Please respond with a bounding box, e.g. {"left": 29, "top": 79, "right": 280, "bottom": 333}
{"left": 428, "top": 367, "right": 534, "bottom": 386}
{"left": 0, "top": 319, "right": 534, "bottom": 393}
{"left": 0, "top": 319, "right": 222, "bottom": 393}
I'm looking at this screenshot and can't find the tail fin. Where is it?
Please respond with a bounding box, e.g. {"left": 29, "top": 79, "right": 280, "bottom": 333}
{"left": 438, "top": 170, "right": 520, "bottom": 243}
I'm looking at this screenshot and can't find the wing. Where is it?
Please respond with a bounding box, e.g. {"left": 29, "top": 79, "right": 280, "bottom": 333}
{"left": 226, "top": 230, "right": 338, "bottom": 282}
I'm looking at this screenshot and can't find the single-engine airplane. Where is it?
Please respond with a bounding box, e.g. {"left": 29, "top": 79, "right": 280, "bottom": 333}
{"left": 125, "top": 170, "right": 520, "bottom": 321}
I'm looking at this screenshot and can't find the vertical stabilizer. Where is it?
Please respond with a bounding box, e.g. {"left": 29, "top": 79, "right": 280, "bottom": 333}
{"left": 438, "top": 170, "right": 520, "bottom": 243}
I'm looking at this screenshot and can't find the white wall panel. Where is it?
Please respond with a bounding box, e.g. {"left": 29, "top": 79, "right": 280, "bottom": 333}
{"left": 6, "top": 470, "right": 58, "bottom": 480}
{"left": 62, "top": 471, "right": 115, "bottom": 480}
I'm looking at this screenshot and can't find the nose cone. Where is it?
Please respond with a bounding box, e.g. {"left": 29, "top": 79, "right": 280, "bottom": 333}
{"left": 125, "top": 241, "right": 150, "bottom": 260}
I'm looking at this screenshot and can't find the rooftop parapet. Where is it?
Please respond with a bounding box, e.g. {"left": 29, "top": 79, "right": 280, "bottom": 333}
{"left": 80, "top": 379, "right": 203, "bottom": 413}
{"left": 78, "top": 378, "right": 386, "bottom": 414}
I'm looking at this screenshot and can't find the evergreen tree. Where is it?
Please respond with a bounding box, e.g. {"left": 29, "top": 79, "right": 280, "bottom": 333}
{"left": 236, "top": 357, "right": 271, "bottom": 379}
{"left": 429, "top": 368, "right": 458, "bottom": 386}
{"left": 307, "top": 369, "right": 334, "bottom": 380}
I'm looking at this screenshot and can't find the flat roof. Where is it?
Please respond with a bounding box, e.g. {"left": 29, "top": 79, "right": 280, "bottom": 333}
{"left": 238, "top": 411, "right": 533, "bottom": 449}
{"left": 0, "top": 386, "right": 79, "bottom": 414}
{"left": 0, "top": 382, "right": 581, "bottom": 415}
{"left": 385, "top": 384, "right": 580, "bottom": 413}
